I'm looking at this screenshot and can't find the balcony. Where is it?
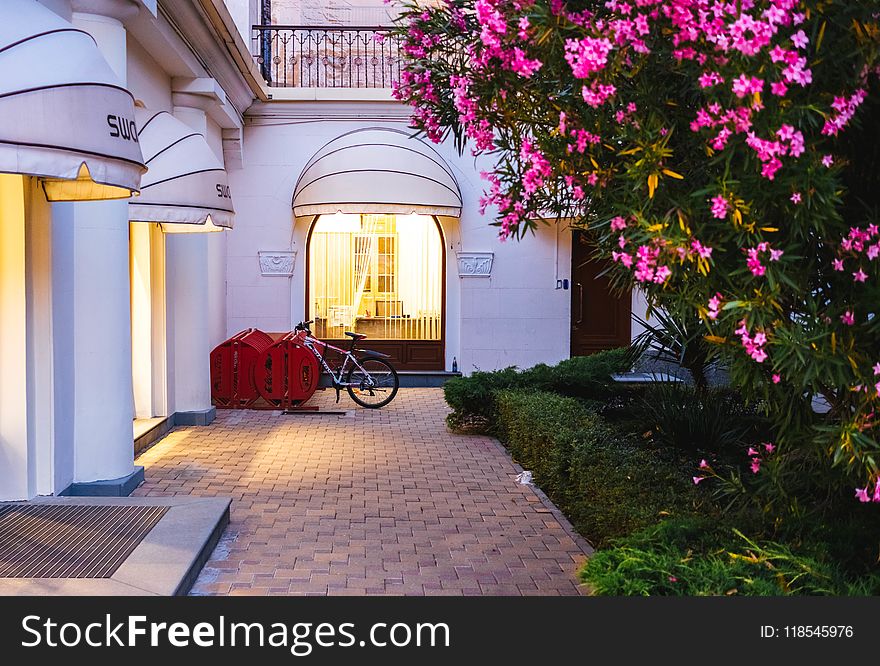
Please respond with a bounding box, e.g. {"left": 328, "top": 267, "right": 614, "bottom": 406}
{"left": 253, "top": 26, "right": 401, "bottom": 89}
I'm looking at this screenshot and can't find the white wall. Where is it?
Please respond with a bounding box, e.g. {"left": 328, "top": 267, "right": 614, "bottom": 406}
{"left": 127, "top": 34, "right": 173, "bottom": 111}
{"left": 227, "top": 107, "right": 574, "bottom": 372}
{"left": 225, "top": 0, "right": 260, "bottom": 46}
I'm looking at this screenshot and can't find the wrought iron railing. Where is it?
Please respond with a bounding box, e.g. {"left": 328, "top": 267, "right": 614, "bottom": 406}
{"left": 253, "top": 26, "right": 401, "bottom": 88}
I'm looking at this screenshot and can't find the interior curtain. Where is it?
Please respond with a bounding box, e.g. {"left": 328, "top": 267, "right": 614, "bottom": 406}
{"left": 350, "top": 214, "right": 380, "bottom": 325}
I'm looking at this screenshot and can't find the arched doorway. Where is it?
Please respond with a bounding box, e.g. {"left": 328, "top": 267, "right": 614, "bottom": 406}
{"left": 293, "top": 127, "right": 462, "bottom": 371}
{"left": 306, "top": 212, "right": 446, "bottom": 370}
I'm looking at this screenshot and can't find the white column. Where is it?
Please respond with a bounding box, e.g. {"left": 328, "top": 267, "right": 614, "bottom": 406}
{"left": 64, "top": 1, "right": 139, "bottom": 484}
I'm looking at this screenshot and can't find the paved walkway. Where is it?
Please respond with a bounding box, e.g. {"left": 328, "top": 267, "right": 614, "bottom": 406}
{"left": 133, "top": 389, "right": 590, "bottom": 595}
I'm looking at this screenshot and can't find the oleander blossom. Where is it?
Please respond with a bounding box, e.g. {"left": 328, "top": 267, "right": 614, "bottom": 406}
{"left": 736, "top": 319, "right": 769, "bottom": 363}
{"left": 710, "top": 195, "right": 729, "bottom": 219}
{"left": 707, "top": 292, "right": 723, "bottom": 320}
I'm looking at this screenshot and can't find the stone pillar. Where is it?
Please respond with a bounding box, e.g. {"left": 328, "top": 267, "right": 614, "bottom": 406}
{"left": 61, "top": 0, "right": 142, "bottom": 493}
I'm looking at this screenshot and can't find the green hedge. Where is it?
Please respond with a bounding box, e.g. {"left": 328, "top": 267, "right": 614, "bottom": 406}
{"left": 579, "top": 518, "right": 880, "bottom": 596}
{"left": 444, "top": 348, "right": 629, "bottom": 433}
{"left": 494, "top": 389, "right": 704, "bottom": 548}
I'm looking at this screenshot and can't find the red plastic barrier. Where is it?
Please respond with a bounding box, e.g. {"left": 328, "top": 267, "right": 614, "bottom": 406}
{"left": 253, "top": 331, "right": 320, "bottom": 409}
{"left": 210, "top": 328, "right": 275, "bottom": 408}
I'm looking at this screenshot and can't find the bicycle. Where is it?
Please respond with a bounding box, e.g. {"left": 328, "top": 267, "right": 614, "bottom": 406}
{"left": 292, "top": 320, "right": 400, "bottom": 409}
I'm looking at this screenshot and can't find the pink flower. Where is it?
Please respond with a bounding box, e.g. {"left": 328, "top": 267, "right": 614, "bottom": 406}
{"left": 748, "top": 447, "right": 758, "bottom": 457}
{"left": 510, "top": 48, "right": 543, "bottom": 78}
{"left": 691, "top": 239, "right": 713, "bottom": 259}
{"left": 653, "top": 265, "right": 672, "bottom": 283}
{"left": 693, "top": 476, "right": 706, "bottom": 485}
{"left": 612, "top": 251, "right": 633, "bottom": 268}
{"left": 856, "top": 487, "right": 870, "bottom": 503}
{"left": 769, "top": 249, "right": 784, "bottom": 262}
{"left": 791, "top": 30, "right": 809, "bottom": 50}
{"left": 750, "top": 458, "right": 761, "bottom": 474}
{"left": 872, "top": 362, "right": 880, "bottom": 376}
{"left": 736, "top": 319, "right": 769, "bottom": 363}
{"left": 710, "top": 195, "right": 729, "bottom": 219}
{"left": 610, "top": 216, "right": 627, "bottom": 231}
{"left": 764, "top": 442, "right": 775, "bottom": 453}
{"left": 564, "top": 36, "right": 613, "bottom": 78}
{"left": 854, "top": 269, "right": 868, "bottom": 283}
{"left": 841, "top": 310, "right": 855, "bottom": 326}
{"left": 698, "top": 71, "right": 724, "bottom": 88}
{"left": 770, "top": 81, "right": 788, "bottom": 97}
{"left": 668, "top": 576, "right": 678, "bottom": 583}
{"left": 699, "top": 459, "right": 709, "bottom": 469}
{"left": 822, "top": 154, "right": 834, "bottom": 168}
{"left": 582, "top": 82, "right": 617, "bottom": 108}
{"left": 772, "top": 374, "right": 781, "bottom": 384}
{"left": 747, "top": 248, "right": 765, "bottom": 277}
{"left": 790, "top": 192, "right": 801, "bottom": 204}
{"left": 833, "top": 259, "right": 845, "bottom": 271}
{"left": 732, "top": 74, "right": 764, "bottom": 98}
{"left": 707, "top": 293, "right": 723, "bottom": 320}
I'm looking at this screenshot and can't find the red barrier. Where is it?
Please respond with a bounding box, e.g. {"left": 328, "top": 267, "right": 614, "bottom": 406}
{"left": 253, "top": 332, "right": 320, "bottom": 409}
{"left": 210, "top": 328, "right": 275, "bottom": 408}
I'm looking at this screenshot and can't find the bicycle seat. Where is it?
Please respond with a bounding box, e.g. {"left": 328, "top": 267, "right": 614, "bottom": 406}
{"left": 345, "top": 331, "right": 367, "bottom": 340}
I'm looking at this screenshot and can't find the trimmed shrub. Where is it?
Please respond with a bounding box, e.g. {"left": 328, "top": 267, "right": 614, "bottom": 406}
{"left": 494, "top": 390, "right": 704, "bottom": 547}
{"left": 443, "top": 367, "right": 523, "bottom": 433}
{"left": 579, "top": 518, "right": 879, "bottom": 596}
{"left": 444, "top": 348, "right": 629, "bottom": 433}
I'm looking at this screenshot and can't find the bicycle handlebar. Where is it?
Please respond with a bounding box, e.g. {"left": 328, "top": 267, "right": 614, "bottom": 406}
{"left": 294, "top": 320, "right": 314, "bottom": 332}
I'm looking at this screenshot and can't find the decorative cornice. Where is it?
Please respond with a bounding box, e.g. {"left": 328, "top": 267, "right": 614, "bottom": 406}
{"left": 457, "top": 252, "right": 494, "bottom": 277}
{"left": 258, "top": 251, "right": 296, "bottom": 276}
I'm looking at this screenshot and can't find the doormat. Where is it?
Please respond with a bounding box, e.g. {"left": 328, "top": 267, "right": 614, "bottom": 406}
{"left": 0, "top": 504, "right": 167, "bottom": 578}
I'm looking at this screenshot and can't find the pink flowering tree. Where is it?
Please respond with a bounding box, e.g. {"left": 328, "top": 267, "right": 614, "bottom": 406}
{"left": 390, "top": 0, "right": 880, "bottom": 499}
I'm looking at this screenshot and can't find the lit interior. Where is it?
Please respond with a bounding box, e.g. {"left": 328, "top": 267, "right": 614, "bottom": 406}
{"left": 130, "top": 222, "right": 154, "bottom": 420}
{"left": 308, "top": 213, "right": 442, "bottom": 340}
{"left": 41, "top": 163, "right": 134, "bottom": 202}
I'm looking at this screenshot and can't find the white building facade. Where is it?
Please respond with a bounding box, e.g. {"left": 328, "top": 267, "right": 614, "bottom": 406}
{"left": 0, "top": 0, "right": 645, "bottom": 501}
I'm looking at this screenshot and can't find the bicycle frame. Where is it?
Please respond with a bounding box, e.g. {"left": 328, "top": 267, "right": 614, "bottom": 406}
{"left": 299, "top": 334, "right": 378, "bottom": 388}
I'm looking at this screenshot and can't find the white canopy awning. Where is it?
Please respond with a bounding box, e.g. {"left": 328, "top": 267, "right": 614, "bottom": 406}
{"left": 129, "top": 109, "right": 234, "bottom": 232}
{"left": 0, "top": 0, "right": 145, "bottom": 201}
{"left": 292, "top": 127, "right": 462, "bottom": 218}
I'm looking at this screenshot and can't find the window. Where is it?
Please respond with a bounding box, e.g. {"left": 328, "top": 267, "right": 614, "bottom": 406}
{"left": 309, "top": 213, "right": 442, "bottom": 340}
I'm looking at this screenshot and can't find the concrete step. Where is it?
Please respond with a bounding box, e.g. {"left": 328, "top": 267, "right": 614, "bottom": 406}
{"left": 0, "top": 497, "right": 230, "bottom": 596}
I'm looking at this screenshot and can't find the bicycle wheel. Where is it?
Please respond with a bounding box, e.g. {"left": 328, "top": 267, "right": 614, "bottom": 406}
{"left": 346, "top": 357, "right": 399, "bottom": 408}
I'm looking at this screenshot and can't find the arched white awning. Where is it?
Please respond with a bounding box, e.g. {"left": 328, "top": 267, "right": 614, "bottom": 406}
{"left": 0, "top": 0, "right": 145, "bottom": 201}
{"left": 293, "top": 127, "right": 462, "bottom": 217}
{"left": 129, "top": 109, "right": 234, "bottom": 232}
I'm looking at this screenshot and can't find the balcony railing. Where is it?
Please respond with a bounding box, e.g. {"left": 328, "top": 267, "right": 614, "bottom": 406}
{"left": 253, "top": 26, "right": 401, "bottom": 89}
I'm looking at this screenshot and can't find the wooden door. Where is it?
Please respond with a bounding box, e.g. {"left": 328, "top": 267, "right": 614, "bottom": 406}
{"left": 570, "top": 232, "right": 632, "bottom": 355}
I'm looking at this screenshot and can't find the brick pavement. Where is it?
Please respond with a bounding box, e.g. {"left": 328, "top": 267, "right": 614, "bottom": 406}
{"left": 133, "top": 388, "right": 590, "bottom": 595}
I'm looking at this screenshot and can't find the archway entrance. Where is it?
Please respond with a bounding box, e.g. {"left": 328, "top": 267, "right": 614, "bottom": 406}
{"left": 307, "top": 213, "right": 445, "bottom": 370}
